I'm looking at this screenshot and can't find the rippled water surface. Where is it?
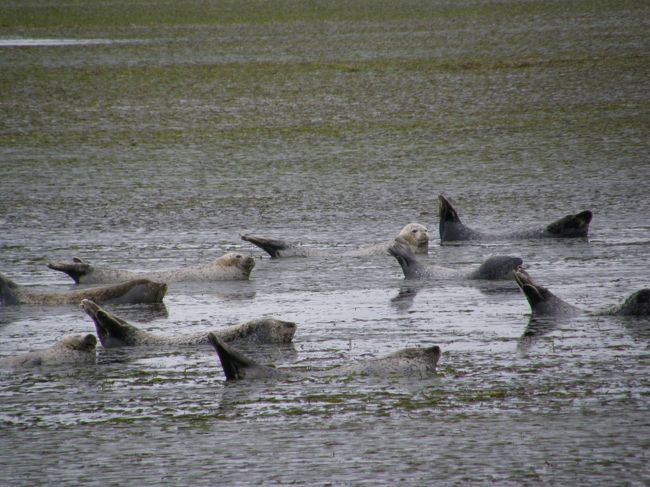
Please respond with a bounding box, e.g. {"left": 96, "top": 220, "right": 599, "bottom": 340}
{"left": 1, "top": 1, "right": 649, "bottom": 485}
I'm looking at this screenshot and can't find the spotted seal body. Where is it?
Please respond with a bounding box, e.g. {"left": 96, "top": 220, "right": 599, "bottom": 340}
{"left": 388, "top": 237, "right": 522, "bottom": 281}
{"left": 438, "top": 195, "right": 592, "bottom": 244}
{"left": 0, "top": 334, "right": 97, "bottom": 369}
{"left": 0, "top": 272, "right": 167, "bottom": 306}
{"left": 81, "top": 299, "right": 296, "bottom": 348}
{"left": 208, "top": 333, "right": 441, "bottom": 381}
{"left": 47, "top": 252, "right": 255, "bottom": 285}
{"left": 241, "top": 223, "right": 430, "bottom": 259}
{"left": 513, "top": 267, "right": 650, "bottom": 316}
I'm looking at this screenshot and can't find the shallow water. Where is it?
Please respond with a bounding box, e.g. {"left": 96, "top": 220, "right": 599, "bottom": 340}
{"left": 1, "top": 1, "right": 650, "bottom": 485}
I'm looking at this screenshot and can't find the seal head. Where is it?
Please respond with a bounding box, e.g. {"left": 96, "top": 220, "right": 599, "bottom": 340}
{"left": 544, "top": 210, "right": 593, "bottom": 238}
{"left": 396, "top": 223, "right": 430, "bottom": 254}
{"left": 608, "top": 289, "right": 650, "bottom": 316}
{"left": 213, "top": 252, "right": 256, "bottom": 277}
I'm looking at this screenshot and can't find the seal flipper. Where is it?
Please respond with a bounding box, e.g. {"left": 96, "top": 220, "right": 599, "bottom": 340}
{"left": 470, "top": 256, "right": 523, "bottom": 280}
{"left": 0, "top": 272, "right": 21, "bottom": 305}
{"left": 513, "top": 267, "right": 580, "bottom": 316}
{"left": 81, "top": 299, "right": 151, "bottom": 347}
{"left": 545, "top": 210, "right": 592, "bottom": 238}
{"left": 438, "top": 195, "right": 483, "bottom": 242}
{"left": 47, "top": 257, "right": 92, "bottom": 284}
{"left": 207, "top": 332, "right": 281, "bottom": 381}
{"left": 388, "top": 237, "right": 428, "bottom": 279}
{"left": 240, "top": 234, "right": 292, "bottom": 259}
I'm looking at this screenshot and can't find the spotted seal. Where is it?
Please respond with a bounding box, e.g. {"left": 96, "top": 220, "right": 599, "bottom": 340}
{"left": 438, "top": 195, "right": 592, "bottom": 243}
{"left": 0, "top": 334, "right": 97, "bottom": 369}
{"left": 514, "top": 267, "right": 650, "bottom": 316}
{"left": 241, "top": 223, "right": 430, "bottom": 258}
{"left": 388, "top": 237, "right": 522, "bottom": 280}
{"left": 48, "top": 252, "right": 255, "bottom": 285}
{"left": 81, "top": 299, "right": 296, "bottom": 348}
{"left": 0, "top": 272, "right": 167, "bottom": 306}
{"left": 208, "top": 333, "right": 441, "bottom": 381}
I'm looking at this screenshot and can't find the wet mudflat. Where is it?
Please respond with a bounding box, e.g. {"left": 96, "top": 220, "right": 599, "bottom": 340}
{"left": 1, "top": 1, "right": 649, "bottom": 485}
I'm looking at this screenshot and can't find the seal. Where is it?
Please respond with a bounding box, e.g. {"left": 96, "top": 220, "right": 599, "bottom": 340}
{"left": 208, "top": 332, "right": 441, "bottom": 381}
{"left": 0, "top": 272, "right": 167, "bottom": 306}
{"left": 438, "top": 195, "right": 593, "bottom": 243}
{"left": 81, "top": 299, "right": 296, "bottom": 348}
{"left": 0, "top": 334, "right": 97, "bottom": 369}
{"left": 47, "top": 252, "right": 255, "bottom": 285}
{"left": 513, "top": 267, "right": 650, "bottom": 316}
{"left": 241, "top": 223, "right": 430, "bottom": 258}
{"left": 388, "top": 237, "right": 522, "bottom": 280}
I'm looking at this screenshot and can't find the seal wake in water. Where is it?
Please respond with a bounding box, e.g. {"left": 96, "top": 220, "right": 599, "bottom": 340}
{"left": 513, "top": 267, "right": 650, "bottom": 316}
{"left": 0, "top": 334, "right": 97, "bottom": 369}
{"left": 81, "top": 299, "right": 297, "bottom": 348}
{"left": 241, "top": 223, "right": 430, "bottom": 258}
{"left": 438, "top": 195, "right": 592, "bottom": 243}
{"left": 0, "top": 272, "right": 167, "bottom": 305}
{"left": 48, "top": 252, "right": 255, "bottom": 285}
{"left": 208, "top": 333, "right": 441, "bottom": 381}
{"left": 388, "top": 237, "right": 522, "bottom": 280}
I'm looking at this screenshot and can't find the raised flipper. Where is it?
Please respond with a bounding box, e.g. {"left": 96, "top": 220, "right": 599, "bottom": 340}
{"left": 438, "top": 195, "right": 483, "bottom": 242}
{"left": 47, "top": 257, "right": 92, "bottom": 284}
{"left": 240, "top": 234, "right": 301, "bottom": 258}
{"left": 388, "top": 237, "right": 428, "bottom": 279}
{"left": 513, "top": 267, "right": 581, "bottom": 316}
{"left": 0, "top": 272, "right": 20, "bottom": 305}
{"left": 207, "top": 332, "right": 284, "bottom": 381}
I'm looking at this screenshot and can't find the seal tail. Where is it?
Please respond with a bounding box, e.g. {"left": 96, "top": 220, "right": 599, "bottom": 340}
{"left": 47, "top": 256, "right": 91, "bottom": 284}
{"left": 240, "top": 234, "right": 290, "bottom": 259}
{"left": 438, "top": 195, "right": 462, "bottom": 224}
{"left": 388, "top": 237, "right": 425, "bottom": 279}
{"left": 208, "top": 332, "right": 261, "bottom": 380}
{"left": 545, "top": 210, "right": 592, "bottom": 238}
{"left": 0, "top": 272, "right": 21, "bottom": 305}
{"left": 513, "top": 267, "right": 547, "bottom": 307}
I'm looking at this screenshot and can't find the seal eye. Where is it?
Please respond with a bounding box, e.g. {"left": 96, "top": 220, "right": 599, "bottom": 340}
{"left": 235, "top": 254, "right": 242, "bottom": 259}
{"left": 412, "top": 229, "right": 418, "bottom": 233}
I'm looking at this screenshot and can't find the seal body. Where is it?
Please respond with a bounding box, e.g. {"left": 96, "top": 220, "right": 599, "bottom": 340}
{"left": 81, "top": 299, "right": 296, "bottom": 348}
{"left": 0, "top": 334, "right": 97, "bottom": 369}
{"left": 388, "top": 238, "right": 522, "bottom": 281}
{"left": 241, "top": 223, "right": 430, "bottom": 259}
{"left": 48, "top": 252, "right": 255, "bottom": 285}
{"left": 208, "top": 333, "right": 441, "bottom": 381}
{"left": 438, "top": 195, "right": 592, "bottom": 244}
{"left": 513, "top": 268, "right": 650, "bottom": 316}
{"left": 0, "top": 272, "right": 167, "bottom": 306}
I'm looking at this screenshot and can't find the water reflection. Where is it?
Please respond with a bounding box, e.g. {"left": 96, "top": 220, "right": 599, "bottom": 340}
{"left": 390, "top": 284, "right": 420, "bottom": 311}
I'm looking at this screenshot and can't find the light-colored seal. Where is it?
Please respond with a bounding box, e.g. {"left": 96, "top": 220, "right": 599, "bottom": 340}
{"left": 48, "top": 252, "right": 255, "bottom": 285}
{"left": 438, "top": 195, "right": 593, "bottom": 243}
{"left": 514, "top": 267, "right": 650, "bottom": 316}
{"left": 388, "top": 237, "right": 522, "bottom": 280}
{"left": 80, "top": 299, "right": 296, "bottom": 348}
{"left": 0, "top": 272, "right": 167, "bottom": 306}
{"left": 0, "top": 334, "right": 97, "bottom": 369}
{"left": 241, "top": 223, "right": 430, "bottom": 259}
{"left": 208, "top": 333, "right": 441, "bottom": 381}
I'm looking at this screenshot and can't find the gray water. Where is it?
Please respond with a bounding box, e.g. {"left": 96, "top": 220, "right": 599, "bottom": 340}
{"left": 1, "top": 2, "right": 650, "bottom": 485}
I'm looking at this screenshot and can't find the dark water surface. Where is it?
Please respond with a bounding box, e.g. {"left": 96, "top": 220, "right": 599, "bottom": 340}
{"left": 1, "top": 1, "right": 649, "bottom": 485}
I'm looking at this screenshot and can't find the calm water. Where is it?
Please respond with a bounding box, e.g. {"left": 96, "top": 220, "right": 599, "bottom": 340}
{"left": 1, "top": 1, "right": 649, "bottom": 485}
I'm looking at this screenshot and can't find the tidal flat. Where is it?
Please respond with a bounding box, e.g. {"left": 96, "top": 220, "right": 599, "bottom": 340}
{"left": 1, "top": 1, "right": 649, "bottom": 485}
